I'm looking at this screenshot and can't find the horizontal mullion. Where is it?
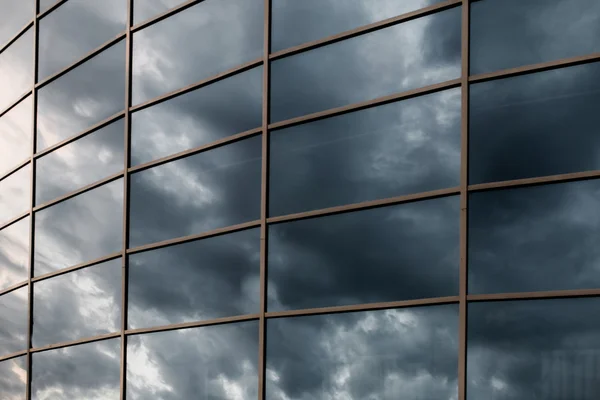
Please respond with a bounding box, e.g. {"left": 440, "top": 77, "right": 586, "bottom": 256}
{"left": 0, "top": 212, "right": 29, "bottom": 233}
{"left": 0, "top": 350, "right": 27, "bottom": 363}
{"left": 0, "top": 281, "right": 28, "bottom": 297}
{"left": 38, "top": 0, "right": 69, "bottom": 19}
{"left": 29, "top": 332, "right": 120, "bottom": 354}
{"left": 31, "top": 252, "right": 122, "bottom": 284}
{"left": 270, "top": 0, "right": 461, "bottom": 61}
{"left": 0, "top": 20, "right": 34, "bottom": 55}
{"left": 467, "top": 288, "right": 600, "bottom": 302}
{"left": 468, "top": 170, "right": 600, "bottom": 193}
{"left": 131, "top": 0, "right": 208, "bottom": 33}
{"left": 125, "top": 314, "right": 260, "bottom": 336}
{"left": 0, "top": 159, "right": 30, "bottom": 184}
{"left": 269, "top": 78, "right": 461, "bottom": 131}
{"left": 0, "top": 89, "right": 32, "bottom": 119}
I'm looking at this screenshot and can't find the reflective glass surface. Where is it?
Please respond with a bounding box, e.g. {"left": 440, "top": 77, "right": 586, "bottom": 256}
{"left": 38, "top": 0, "right": 127, "bottom": 80}
{"left": 469, "top": 179, "right": 600, "bottom": 294}
{"left": 268, "top": 196, "right": 459, "bottom": 311}
{"left": 0, "top": 28, "right": 33, "bottom": 113}
{"left": 270, "top": 88, "right": 461, "bottom": 215}
{"left": 267, "top": 305, "right": 459, "bottom": 399}
{"left": 0, "top": 217, "right": 30, "bottom": 291}
{"left": 0, "top": 165, "right": 31, "bottom": 226}
{"left": 36, "top": 40, "right": 125, "bottom": 152}
{"left": 34, "top": 179, "right": 123, "bottom": 276}
{"left": 470, "top": 62, "right": 600, "bottom": 185}
{"left": 131, "top": 67, "right": 262, "bottom": 166}
{"left": 128, "top": 228, "right": 260, "bottom": 329}
{"left": 39, "top": 0, "right": 60, "bottom": 14}
{"left": 0, "top": 356, "right": 27, "bottom": 400}
{"left": 31, "top": 338, "right": 120, "bottom": 400}
{"left": 132, "top": 0, "right": 263, "bottom": 105}
{"left": 0, "top": 287, "right": 28, "bottom": 357}
{"left": 0, "top": 0, "right": 34, "bottom": 48}
{"left": 471, "top": 0, "right": 600, "bottom": 74}
{"left": 133, "top": 0, "right": 187, "bottom": 25}
{"left": 468, "top": 298, "right": 600, "bottom": 399}
{"left": 270, "top": 7, "right": 461, "bottom": 122}
{"left": 272, "top": 0, "right": 442, "bottom": 52}
{"left": 127, "top": 321, "right": 259, "bottom": 399}
{"left": 33, "top": 258, "right": 121, "bottom": 347}
{"left": 36, "top": 118, "right": 125, "bottom": 205}
{"left": 129, "top": 137, "right": 261, "bottom": 248}
{"left": 0, "top": 96, "right": 32, "bottom": 176}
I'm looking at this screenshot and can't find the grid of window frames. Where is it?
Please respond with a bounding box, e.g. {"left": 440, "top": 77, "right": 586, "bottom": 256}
{"left": 1, "top": 0, "right": 600, "bottom": 399}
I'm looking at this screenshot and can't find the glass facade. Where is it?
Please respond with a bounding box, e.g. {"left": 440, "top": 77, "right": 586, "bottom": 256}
{"left": 0, "top": 0, "right": 599, "bottom": 399}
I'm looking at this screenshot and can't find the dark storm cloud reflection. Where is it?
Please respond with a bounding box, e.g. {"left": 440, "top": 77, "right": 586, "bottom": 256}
{"left": 268, "top": 196, "right": 460, "bottom": 311}
{"left": 37, "top": 0, "right": 126, "bottom": 80}
{"left": 468, "top": 297, "right": 600, "bottom": 400}
{"left": 470, "top": 0, "right": 600, "bottom": 74}
{"left": 0, "top": 0, "right": 34, "bottom": 48}
{"left": 128, "top": 228, "right": 260, "bottom": 329}
{"left": 0, "top": 27, "right": 33, "bottom": 113}
{"left": 0, "top": 95, "right": 32, "bottom": 176}
{"left": 0, "top": 164, "right": 31, "bottom": 226}
{"left": 0, "top": 286, "right": 28, "bottom": 357}
{"left": 0, "top": 216, "right": 29, "bottom": 291}
{"left": 267, "top": 305, "right": 459, "bottom": 400}
{"left": 0, "top": 356, "right": 27, "bottom": 400}
{"left": 34, "top": 179, "right": 123, "bottom": 276}
{"left": 31, "top": 338, "right": 121, "bottom": 400}
{"left": 131, "top": 0, "right": 263, "bottom": 105}
{"left": 127, "top": 321, "right": 259, "bottom": 400}
{"left": 270, "top": 88, "right": 461, "bottom": 216}
{"left": 133, "top": 0, "right": 188, "bottom": 25}
{"left": 32, "top": 258, "right": 121, "bottom": 347}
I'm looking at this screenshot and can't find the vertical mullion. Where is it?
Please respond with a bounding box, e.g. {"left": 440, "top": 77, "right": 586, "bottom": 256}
{"left": 258, "top": 0, "right": 271, "bottom": 399}
{"left": 120, "top": 0, "right": 134, "bottom": 399}
{"left": 458, "top": 1, "right": 470, "bottom": 400}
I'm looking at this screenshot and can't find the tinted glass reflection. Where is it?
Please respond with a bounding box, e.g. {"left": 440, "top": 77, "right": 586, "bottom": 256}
{"left": 270, "top": 8, "right": 461, "bottom": 122}
{"left": 33, "top": 259, "right": 121, "bottom": 347}
{"left": 470, "top": 62, "right": 600, "bottom": 185}
{"left": 131, "top": 67, "right": 262, "bottom": 166}
{"left": 133, "top": 0, "right": 187, "bottom": 25}
{"left": 37, "top": 40, "right": 125, "bottom": 152}
{"left": 128, "top": 229, "right": 259, "bottom": 329}
{"left": 36, "top": 118, "right": 124, "bottom": 205}
{"left": 468, "top": 298, "right": 600, "bottom": 400}
{"left": 34, "top": 179, "right": 123, "bottom": 276}
{"left": 471, "top": 0, "right": 600, "bottom": 74}
{"left": 270, "top": 89, "right": 461, "bottom": 215}
{"left": 469, "top": 180, "right": 600, "bottom": 294}
{"left": 129, "top": 137, "right": 261, "bottom": 247}
{"left": 0, "top": 0, "right": 34, "bottom": 48}
{"left": 268, "top": 196, "right": 459, "bottom": 311}
{"left": 38, "top": 0, "right": 127, "bottom": 80}
{"left": 0, "top": 28, "right": 33, "bottom": 113}
{"left": 0, "top": 287, "right": 28, "bottom": 357}
{"left": 0, "top": 164, "right": 31, "bottom": 226}
{"left": 39, "top": 0, "right": 60, "bottom": 14}
{"left": 0, "top": 356, "right": 26, "bottom": 400}
{"left": 31, "top": 338, "right": 120, "bottom": 400}
{"left": 0, "top": 217, "right": 29, "bottom": 291}
{"left": 272, "top": 0, "right": 442, "bottom": 51}
{"left": 267, "top": 305, "right": 459, "bottom": 399}
{"left": 127, "top": 321, "right": 259, "bottom": 399}
{"left": 132, "top": 0, "right": 263, "bottom": 105}
{"left": 0, "top": 96, "right": 32, "bottom": 176}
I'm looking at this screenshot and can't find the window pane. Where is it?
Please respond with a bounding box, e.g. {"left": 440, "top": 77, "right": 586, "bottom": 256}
{"left": 38, "top": 0, "right": 127, "bottom": 80}
{"left": 37, "top": 40, "right": 125, "bottom": 152}
{"left": 131, "top": 67, "right": 262, "bottom": 166}
{"left": 0, "top": 287, "right": 28, "bottom": 357}
{"left": 267, "top": 305, "right": 458, "bottom": 399}
{"left": 33, "top": 259, "right": 121, "bottom": 347}
{"left": 31, "top": 338, "right": 120, "bottom": 400}
{"left": 471, "top": 0, "right": 600, "bottom": 75}
{"left": 39, "top": 0, "right": 59, "bottom": 13}
{"left": 132, "top": 0, "right": 263, "bottom": 105}
{"left": 273, "top": 0, "right": 443, "bottom": 52}
{"left": 469, "top": 179, "right": 600, "bottom": 294}
{"left": 0, "top": 28, "right": 33, "bottom": 113}
{"left": 133, "top": 0, "right": 186, "bottom": 25}
{"left": 268, "top": 196, "right": 459, "bottom": 311}
{"left": 0, "top": 164, "right": 31, "bottom": 226}
{"left": 127, "top": 321, "right": 259, "bottom": 399}
{"left": 0, "top": 356, "right": 26, "bottom": 400}
{"left": 468, "top": 298, "right": 600, "bottom": 399}
{"left": 128, "top": 228, "right": 260, "bottom": 330}
{"left": 129, "top": 137, "right": 261, "bottom": 248}
{"left": 0, "top": 0, "right": 34, "bottom": 48}
{"left": 270, "top": 7, "right": 461, "bottom": 122}
{"left": 34, "top": 179, "right": 123, "bottom": 276}
{"left": 270, "top": 88, "right": 461, "bottom": 216}
{"left": 0, "top": 217, "right": 29, "bottom": 291}
{"left": 36, "top": 118, "right": 124, "bottom": 205}
{"left": 0, "top": 95, "right": 32, "bottom": 176}
{"left": 470, "top": 62, "right": 600, "bottom": 185}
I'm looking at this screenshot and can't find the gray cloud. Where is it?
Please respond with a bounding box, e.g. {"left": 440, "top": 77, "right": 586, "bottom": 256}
{"left": 0, "top": 286, "right": 28, "bottom": 358}
{"left": 132, "top": 0, "right": 187, "bottom": 25}
{"left": 0, "top": 216, "right": 29, "bottom": 291}
{"left": 0, "top": 356, "right": 27, "bottom": 400}
{"left": 0, "top": 0, "right": 33, "bottom": 49}
{"left": 0, "top": 95, "right": 32, "bottom": 176}
{"left": 0, "top": 27, "right": 33, "bottom": 113}
{"left": 0, "top": 165, "right": 31, "bottom": 226}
